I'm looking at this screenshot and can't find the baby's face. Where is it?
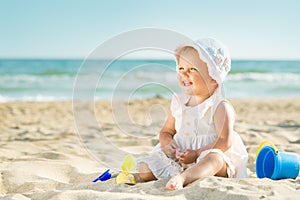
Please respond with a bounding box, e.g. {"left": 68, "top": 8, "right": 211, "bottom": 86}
{"left": 177, "top": 48, "right": 217, "bottom": 96}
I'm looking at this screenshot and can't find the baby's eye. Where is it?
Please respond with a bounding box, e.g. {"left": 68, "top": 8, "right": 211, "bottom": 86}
{"left": 190, "top": 67, "right": 198, "bottom": 71}
{"left": 177, "top": 66, "right": 184, "bottom": 71}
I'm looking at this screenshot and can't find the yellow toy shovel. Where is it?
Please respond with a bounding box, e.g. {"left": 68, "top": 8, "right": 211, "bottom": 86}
{"left": 116, "top": 154, "right": 136, "bottom": 185}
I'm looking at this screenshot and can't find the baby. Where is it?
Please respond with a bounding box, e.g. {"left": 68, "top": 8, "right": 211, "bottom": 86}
{"left": 138, "top": 38, "right": 248, "bottom": 190}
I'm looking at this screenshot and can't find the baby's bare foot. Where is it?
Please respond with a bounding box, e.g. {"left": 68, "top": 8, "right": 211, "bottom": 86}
{"left": 165, "top": 175, "right": 184, "bottom": 190}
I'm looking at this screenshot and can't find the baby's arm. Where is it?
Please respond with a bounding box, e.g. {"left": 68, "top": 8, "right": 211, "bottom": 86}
{"left": 195, "top": 101, "right": 235, "bottom": 157}
{"left": 159, "top": 111, "right": 178, "bottom": 158}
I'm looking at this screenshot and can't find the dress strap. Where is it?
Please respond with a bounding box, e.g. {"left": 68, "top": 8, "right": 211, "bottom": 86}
{"left": 210, "top": 96, "right": 236, "bottom": 122}
{"left": 212, "top": 98, "right": 226, "bottom": 114}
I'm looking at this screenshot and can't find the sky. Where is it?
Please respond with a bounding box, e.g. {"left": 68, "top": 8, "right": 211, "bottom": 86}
{"left": 0, "top": 0, "right": 299, "bottom": 60}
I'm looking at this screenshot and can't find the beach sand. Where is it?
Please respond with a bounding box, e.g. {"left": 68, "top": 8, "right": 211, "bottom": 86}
{"left": 0, "top": 98, "right": 300, "bottom": 199}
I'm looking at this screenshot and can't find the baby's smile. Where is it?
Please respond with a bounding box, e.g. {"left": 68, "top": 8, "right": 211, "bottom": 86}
{"left": 182, "top": 80, "right": 193, "bottom": 87}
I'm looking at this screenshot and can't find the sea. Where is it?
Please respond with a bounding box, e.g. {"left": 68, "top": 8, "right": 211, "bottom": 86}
{"left": 0, "top": 59, "right": 300, "bottom": 102}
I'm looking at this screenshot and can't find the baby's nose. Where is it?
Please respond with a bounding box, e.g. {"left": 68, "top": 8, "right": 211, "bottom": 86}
{"left": 179, "top": 70, "right": 189, "bottom": 78}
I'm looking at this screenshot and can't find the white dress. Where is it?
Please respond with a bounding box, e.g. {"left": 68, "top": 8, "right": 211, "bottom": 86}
{"left": 139, "top": 93, "right": 248, "bottom": 179}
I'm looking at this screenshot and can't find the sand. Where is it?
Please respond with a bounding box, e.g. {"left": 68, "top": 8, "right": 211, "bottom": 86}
{"left": 0, "top": 98, "right": 300, "bottom": 199}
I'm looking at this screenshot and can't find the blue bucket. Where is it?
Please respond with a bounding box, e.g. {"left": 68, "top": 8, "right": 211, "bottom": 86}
{"left": 256, "top": 141, "right": 300, "bottom": 180}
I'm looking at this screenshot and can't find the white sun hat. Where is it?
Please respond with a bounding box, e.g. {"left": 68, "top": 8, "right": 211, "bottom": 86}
{"left": 175, "top": 37, "right": 231, "bottom": 85}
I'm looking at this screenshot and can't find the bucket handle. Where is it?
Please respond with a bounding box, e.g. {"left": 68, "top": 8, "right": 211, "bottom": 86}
{"left": 255, "top": 140, "right": 279, "bottom": 162}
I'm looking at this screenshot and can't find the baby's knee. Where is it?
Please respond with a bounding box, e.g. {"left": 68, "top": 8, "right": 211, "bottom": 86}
{"left": 137, "top": 162, "right": 156, "bottom": 181}
{"left": 206, "top": 152, "right": 225, "bottom": 166}
{"left": 138, "top": 162, "right": 148, "bottom": 173}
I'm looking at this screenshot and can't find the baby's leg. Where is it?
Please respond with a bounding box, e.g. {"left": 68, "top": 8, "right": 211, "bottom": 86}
{"left": 165, "top": 152, "right": 227, "bottom": 190}
{"left": 137, "top": 162, "right": 157, "bottom": 182}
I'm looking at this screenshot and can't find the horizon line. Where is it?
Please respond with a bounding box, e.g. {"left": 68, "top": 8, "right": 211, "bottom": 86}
{"left": 0, "top": 57, "right": 300, "bottom": 61}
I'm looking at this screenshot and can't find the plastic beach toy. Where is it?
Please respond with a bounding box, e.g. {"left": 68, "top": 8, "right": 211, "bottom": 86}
{"left": 116, "top": 154, "right": 136, "bottom": 185}
{"left": 93, "top": 169, "right": 112, "bottom": 182}
{"left": 255, "top": 140, "right": 300, "bottom": 180}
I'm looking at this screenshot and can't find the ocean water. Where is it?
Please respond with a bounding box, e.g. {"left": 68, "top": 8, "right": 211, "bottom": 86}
{"left": 0, "top": 59, "right": 300, "bottom": 102}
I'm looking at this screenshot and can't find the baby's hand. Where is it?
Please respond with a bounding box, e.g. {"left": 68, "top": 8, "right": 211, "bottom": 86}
{"left": 176, "top": 149, "right": 197, "bottom": 164}
{"left": 161, "top": 140, "right": 178, "bottom": 159}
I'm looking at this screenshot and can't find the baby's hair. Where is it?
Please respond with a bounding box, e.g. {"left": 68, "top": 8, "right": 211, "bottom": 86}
{"left": 175, "top": 46, "right": 197, "bottom": 64}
